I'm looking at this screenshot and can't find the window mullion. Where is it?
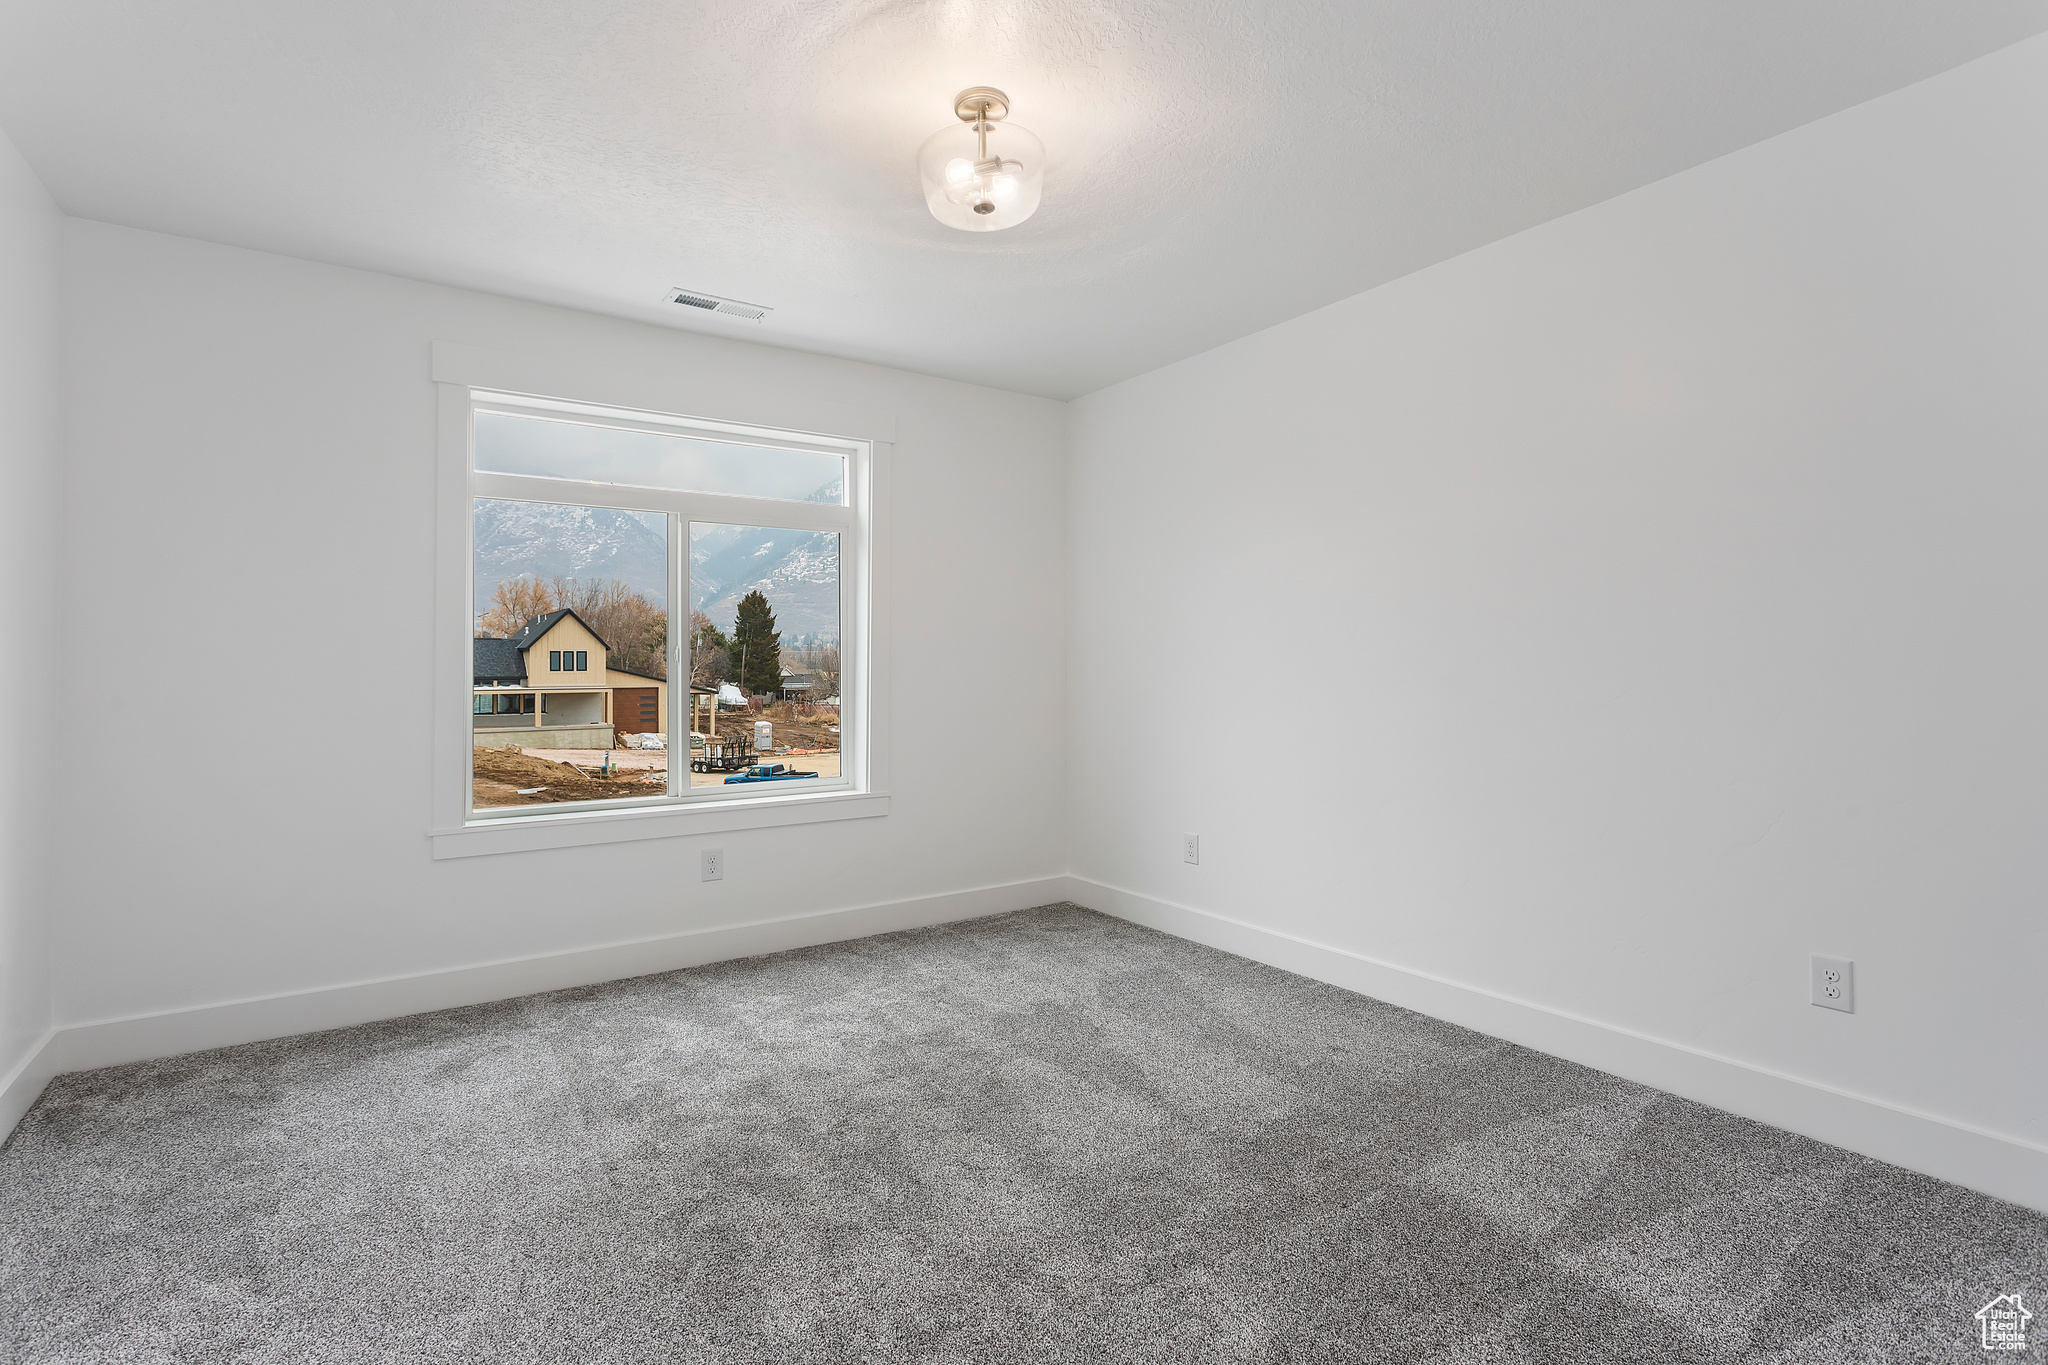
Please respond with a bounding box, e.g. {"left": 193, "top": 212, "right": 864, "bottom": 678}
{"left": 668, "top": 509, "right": 685, "bottom": 797}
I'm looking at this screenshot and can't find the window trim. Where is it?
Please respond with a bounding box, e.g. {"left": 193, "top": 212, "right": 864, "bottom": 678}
{"left": 429, "top": 343, "right": 892, "bottom": 859}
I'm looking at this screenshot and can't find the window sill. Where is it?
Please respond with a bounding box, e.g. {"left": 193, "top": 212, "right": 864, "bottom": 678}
{"left": 428, "top": 791, "right": 889, "bottom": 860}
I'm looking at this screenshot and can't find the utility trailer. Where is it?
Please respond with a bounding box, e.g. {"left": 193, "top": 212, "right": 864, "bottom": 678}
{"left": 690, "top": 737, "right": 755, "bottom": 773}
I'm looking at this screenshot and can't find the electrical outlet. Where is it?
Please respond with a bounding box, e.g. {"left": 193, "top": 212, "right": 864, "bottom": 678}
{"left": 1184, "top": 833, "right": 1199, "bottom": 865}
{"left": 1810, "top": 954, "right": 1853, "bottom": 1013}
{"left": 701, "top": 848, "right": 724, "bottom": 882}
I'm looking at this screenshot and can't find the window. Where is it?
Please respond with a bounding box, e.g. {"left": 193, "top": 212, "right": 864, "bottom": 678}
{"left": 448, "top": 382, "right": 872, "bottom": 837}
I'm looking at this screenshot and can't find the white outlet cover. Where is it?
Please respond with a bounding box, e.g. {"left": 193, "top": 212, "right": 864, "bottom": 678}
{"left": 701, "top": 848, "right": 724, "bottom": 882}
{"left": 1184, "top": 833, "right": 1199, "bottom": 865}
{"left": 1810, "top": 954, "right": 1854, "bottom": 1013}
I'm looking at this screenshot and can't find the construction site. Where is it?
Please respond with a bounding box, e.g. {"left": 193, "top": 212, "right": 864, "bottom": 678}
{"left": 471, "top": 699, "right": 840, "bottom": 808}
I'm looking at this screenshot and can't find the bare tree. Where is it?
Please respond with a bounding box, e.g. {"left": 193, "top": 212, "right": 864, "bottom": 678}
{"left": 812, "top": 642, "right": 841, "bottom": 699}
{"left": 688, "top": 610, "right": 729, "bottom": 688}
{"left": 477, "top": 577, "right": 555, "bottom": 638}
{"left": 478, "top": 575, "right": 674, "bottom": 679}
{"left": 554, "top": 577, "right": 666, "bottom": 679}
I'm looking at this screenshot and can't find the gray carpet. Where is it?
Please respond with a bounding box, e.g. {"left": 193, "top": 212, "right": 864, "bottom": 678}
{"left": 2, "top": 905, "right": 2042, "bottom": 1363}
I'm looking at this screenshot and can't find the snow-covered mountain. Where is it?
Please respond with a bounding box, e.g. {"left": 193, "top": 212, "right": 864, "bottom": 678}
{"left": 473, "top": 499, "right": 838, "bottom": 640}
{"left": 472, "top": 500, "right": 669, "bottom": 613}
{"left": 691, "top": 524, "right": 840, "bottom": 640}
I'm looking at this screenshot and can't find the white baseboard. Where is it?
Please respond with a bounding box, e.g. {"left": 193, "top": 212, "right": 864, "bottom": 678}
{"left": 18, "top": 874, "right": 2039, "bottom": 1215}
{"left": 1, "top": 875, "right": 1071, "bottom": 1144}
{"left": 1066, "top": 875, "right": 2048, "bottom": 1215}
{"left": 0, "top": 1029, "right": 63, "bottom": 1148}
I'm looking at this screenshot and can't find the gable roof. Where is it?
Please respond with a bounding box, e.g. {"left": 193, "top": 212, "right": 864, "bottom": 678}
{"left": 476, "top": 608, "right": 622, "bottom": 685}
{"left": 473, "top": 636, "right": 525, "bottom": 685}
{"left": 509, "top": 607, "right": 612, "bottom": 654}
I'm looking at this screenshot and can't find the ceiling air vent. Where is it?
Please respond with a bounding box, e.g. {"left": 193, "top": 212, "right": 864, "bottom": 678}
{"left": 667, "top": 288, "right": 772, "bottom": 322}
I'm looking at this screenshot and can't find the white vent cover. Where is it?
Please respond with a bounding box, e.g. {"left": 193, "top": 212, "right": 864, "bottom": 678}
{"left": 667, "top": 288, "right": 772, "bottom": 321}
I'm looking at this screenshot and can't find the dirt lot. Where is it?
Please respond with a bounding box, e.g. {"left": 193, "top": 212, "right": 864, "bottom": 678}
{"left": 720, "top": 701, "right": 840, "bottom": 750}
{"left": 471, "top": 746, "right": 669, "bottom": 807}
{"left": 472, "top": 702, "right": 841, "bottom": 807}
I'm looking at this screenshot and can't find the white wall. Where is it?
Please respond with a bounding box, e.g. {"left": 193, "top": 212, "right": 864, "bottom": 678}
{"left": 1068, "top": 36, "right": 2047, "bottom": 1186}
{"left": 54, "top": 222, "right": 1067, "bottom": 1029}
{"left": 0, "top": 128, "right": 60, "bottom": 1117}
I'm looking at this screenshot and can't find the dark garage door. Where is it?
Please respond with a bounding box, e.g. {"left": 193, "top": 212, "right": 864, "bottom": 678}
{"left": 615, "top": 688, "right": 658, "bottom": 735}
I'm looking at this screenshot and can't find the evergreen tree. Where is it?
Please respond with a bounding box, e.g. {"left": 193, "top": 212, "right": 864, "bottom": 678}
{"left": 730, "top": 590, "right": 783, "bottom": 697}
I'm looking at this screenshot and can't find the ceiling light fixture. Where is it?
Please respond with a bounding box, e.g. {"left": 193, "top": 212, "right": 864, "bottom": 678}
{"left": 917, "top": 87, "right": 1044, "bottom": 232}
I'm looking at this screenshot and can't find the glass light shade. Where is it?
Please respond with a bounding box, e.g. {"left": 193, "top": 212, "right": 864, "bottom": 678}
{"left": 917, "top": 119, "right": 1045, "bottom": 232}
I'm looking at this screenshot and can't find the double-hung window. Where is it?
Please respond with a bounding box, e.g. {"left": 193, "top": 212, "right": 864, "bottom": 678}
{"left": 440, "top": 380, "right": 874, "bottom": 847}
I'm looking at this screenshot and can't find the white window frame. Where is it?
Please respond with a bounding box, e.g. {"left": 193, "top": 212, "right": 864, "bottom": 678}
{"left": 428, "top": 343, "right": 891, "bottom": 859}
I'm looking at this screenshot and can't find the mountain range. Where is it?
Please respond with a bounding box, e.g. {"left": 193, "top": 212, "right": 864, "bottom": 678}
{"left": 474, "top": 499, "right": 839, "bottom": 641}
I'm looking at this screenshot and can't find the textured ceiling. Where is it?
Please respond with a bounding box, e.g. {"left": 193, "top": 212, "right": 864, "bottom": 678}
{"left": 3, "top": 1, "right": 2043, "bottom": 398}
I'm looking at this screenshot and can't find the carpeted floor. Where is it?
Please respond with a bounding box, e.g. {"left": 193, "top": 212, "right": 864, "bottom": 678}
{"left": 1, "top": 905, "right": 2041, "bottom": 1363}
